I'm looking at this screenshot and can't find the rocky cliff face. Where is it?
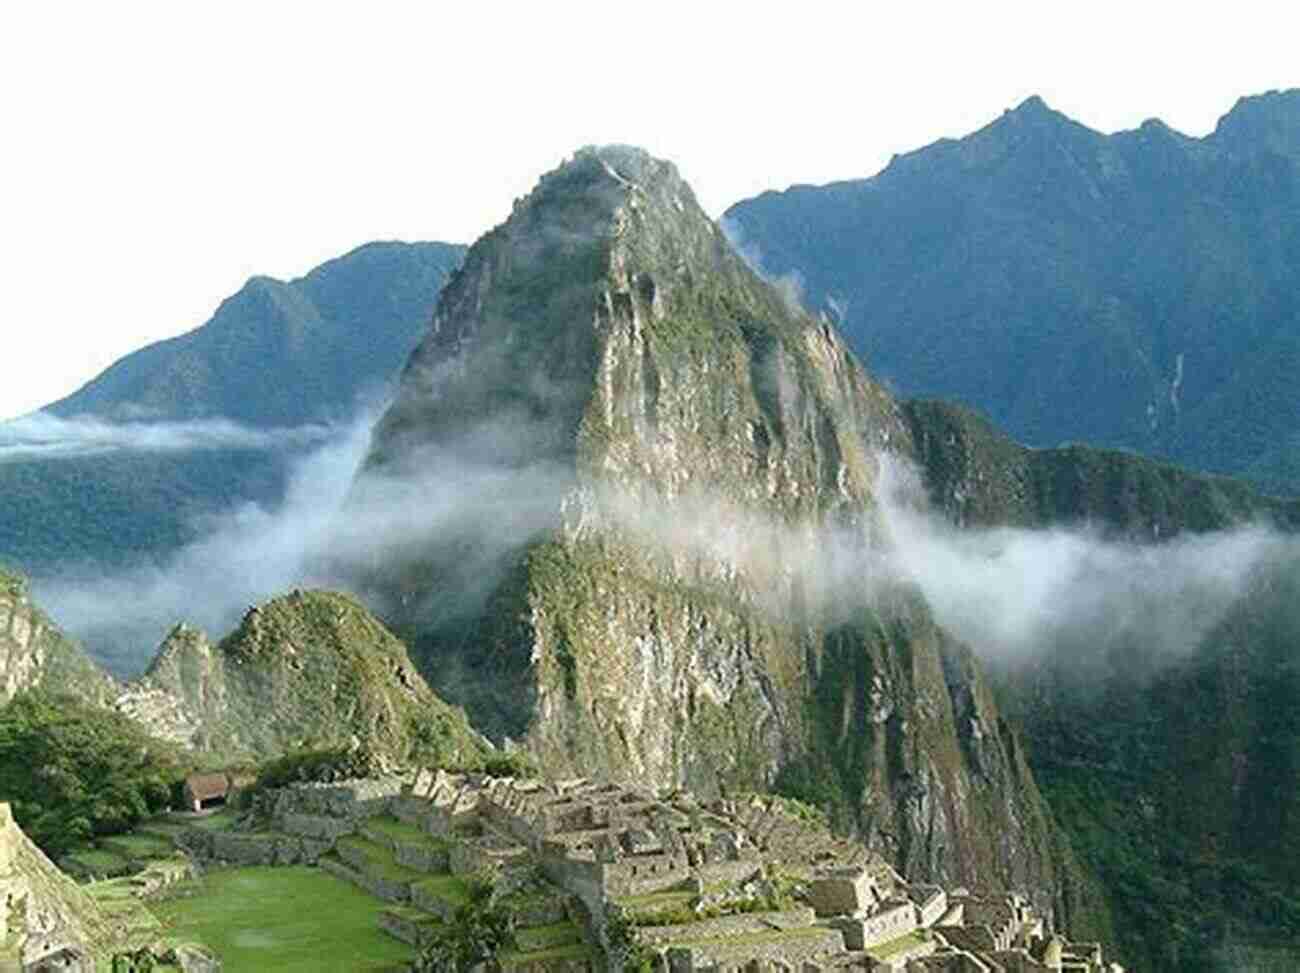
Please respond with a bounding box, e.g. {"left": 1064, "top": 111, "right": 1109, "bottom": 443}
{"left": 902, "top": 398, "right": 1300, "bottom": 970}
{"left": 352, "top": 147, "right": 1089, "bottom": 924}
{"left": 133, "top": 589, "right": 488, "bottom": 766}
{"left": 0, "top": 802, "right": 116, "bottom": 968}
{"left": 0, "top": 568, "right": 115, "bottom": 706}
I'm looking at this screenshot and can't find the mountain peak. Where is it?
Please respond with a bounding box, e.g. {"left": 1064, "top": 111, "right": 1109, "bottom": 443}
{"left": 1013, "top": 94, "right": 1052, "bottom": 115}
{"left": 1213, "top": 88, "right": 1300, "bottom": 158}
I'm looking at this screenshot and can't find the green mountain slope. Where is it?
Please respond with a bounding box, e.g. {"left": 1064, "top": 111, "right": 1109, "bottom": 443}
{"left": 0, "top": 567, "right": 115, "bottom": 706}
{"left": 134, "top": 589, "right": 488, "bottom": 767}
{"left": 0, "top": 241, "right": 464, "bottom": 576}
{"left": 349, "top": 146, "right": 1097, "bottom": 932}
{"left": 902, "top": 397, "right": 1300, "bottom": 970}
{"left": 724, "top": 89, "right": 1300, "bottom": 495}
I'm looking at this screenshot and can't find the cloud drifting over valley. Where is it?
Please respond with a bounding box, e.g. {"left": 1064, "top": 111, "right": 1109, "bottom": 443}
{"left": 29, "top": 406, "right": 1299, "bottom": 681}
{"left": 0, "top": 411, "right": 331, "bottom": 462}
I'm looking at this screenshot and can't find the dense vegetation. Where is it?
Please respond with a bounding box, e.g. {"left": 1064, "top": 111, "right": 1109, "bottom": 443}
{"left": 413, "top": 875, "right": 517, "bottom": 973}
{"left": 725, "top": 90, "right": 1300, "bottom": 495}
{"left": 0, "top": 691, "right": 187, "bottom": 857}
{"left": 904, "top": 397, "right": 1300, "bottom": 969}
{"left": 254, "top": 744, "right": 534, "bottom": 792}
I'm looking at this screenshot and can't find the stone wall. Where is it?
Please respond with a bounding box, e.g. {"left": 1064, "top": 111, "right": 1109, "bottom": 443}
{"left": 179, "top": 828, "right": 330, "bottom": 867}
{"left": 834, "top": 901, "right": 917, "bottom": 950}
{"left": 637, "top": 908, "right": 815, "bottom": 947}
{"left": 694, "top": 860, "right": 762, "bottom": 889}
{"left": 808, "top": 869, "right": 878, "bottom": 917}
{"left": 604, "top": 852, "right": 690, "bottom": 897}
{"left": 665, "top": 927, "right": 845, "bottom": 973}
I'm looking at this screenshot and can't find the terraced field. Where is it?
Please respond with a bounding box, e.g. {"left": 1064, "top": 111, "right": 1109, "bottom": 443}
{"left": 150, "top": 865, "right": 415, "bottom": 972}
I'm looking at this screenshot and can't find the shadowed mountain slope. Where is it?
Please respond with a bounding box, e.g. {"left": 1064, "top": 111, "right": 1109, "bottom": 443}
{"left": 903, "top": 397, "right": 1300, "bottom": 970}
{"left": 725, "top": 89, "right": 1300, "bottom": 495}
{"left": 0, "top": 241, "right": 464, "bottom": 579}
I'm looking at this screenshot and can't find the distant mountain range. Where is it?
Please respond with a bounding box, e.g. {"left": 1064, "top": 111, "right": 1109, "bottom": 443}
{"left": 0, "top": 241, "right": 464, "bottom": 575}
{"left": 4, "top": 121, "right": 1300, "bottom": 970}
{"left": 725, "top": 89, "right": 1300, "bottom": 495}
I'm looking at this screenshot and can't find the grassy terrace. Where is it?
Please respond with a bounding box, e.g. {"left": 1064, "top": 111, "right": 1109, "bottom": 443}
{"left": 151, "top": 865, "right": 414, "bottom": 972}
{"left": 503, "top": 922, "right": 594, "bottom": 966}
{"left": 865, "top": 929, "right": 929, "bottom": 960}
{"left": 413, "top": 874, "right": 472, "bottom": 907}
{"left": 100, "top": 833, "right": 176, "bottom": 860}
{"left": 364, "top": 815, "right": 443, "bottom": 847}
{"left": 180, "top": 810, "right": 240, "bottom": 831}
{"left": 617, "top": 890, "right": 694, "bottom": 909}
{"left": 64, "top": 848, "right": 131, "bottom": 876}
{"left": 336, "top": 836, "right": 425, "bottom": 883}
{"left": 670, "top": 926, "right": 833, "bottom": 949}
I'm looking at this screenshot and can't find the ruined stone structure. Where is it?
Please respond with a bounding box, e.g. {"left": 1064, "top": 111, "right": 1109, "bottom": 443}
{"left": 176, "top": 772, "right": 1123, "bottom": 973}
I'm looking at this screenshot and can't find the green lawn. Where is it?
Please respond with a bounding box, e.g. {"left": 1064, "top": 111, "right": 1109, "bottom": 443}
{"left": 181, "top": 810, "right": 240, "bottom": 831}
{"left": 64, "top": 848, "right": 131, "bottom": 876}
{"left": 100, "top": 833, "right": 176, "bottom": 859}
{"left": 150, "top": 866, "right": 414, "bottom": 972}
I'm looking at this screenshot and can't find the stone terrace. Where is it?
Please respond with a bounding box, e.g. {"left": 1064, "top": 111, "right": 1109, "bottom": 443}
{"left": 157, "top": 772, "right": 1123, "bottom": 973}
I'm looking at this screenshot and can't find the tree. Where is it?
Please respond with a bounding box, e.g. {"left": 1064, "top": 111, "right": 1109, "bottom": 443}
{"left": 0, "top": 691, "right": 186, "bottom": 857}
{"left": 414, "top": 874, "right": 517, "bottom": 973}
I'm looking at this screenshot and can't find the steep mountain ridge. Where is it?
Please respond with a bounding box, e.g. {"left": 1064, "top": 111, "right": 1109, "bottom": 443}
{"left": 724, "top": 89, "right": 1300, "bottom": 494}
{"left": 133, "top": 589, "right": 489, "bottom": 767}
{"left": 903, "top": 397, "right": 1300, "bottom": 969}
{"left": 0, "top": 567, "right": 115, "bottom": 706}
{"left": 351, "top": 146, "right": 1095, "bottom": 928}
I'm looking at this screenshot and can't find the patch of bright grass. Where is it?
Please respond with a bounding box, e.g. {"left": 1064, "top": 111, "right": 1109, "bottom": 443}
{"left": 337, "top": 836, "right": 425, "bottom": 883}
{"left": 364, "top": 816, "right": 442, "bottom": 847}
{"left": 100, "top": 833, "right": 175, "bottom": 859}
{"left": 182, "top": 811, "right": 240, "bottom": 832}
{"left": 865, "top": 929, "right": 928, "bottom": 960}
{"left": 149, "top": 865, "right": 415, "bottom": 972}
{"left": 515, "top": 921, "right": 583, "bottom": 951}
{"left": 501, "top": 941, "right": 596, "bottom": 965}
{"left": 412, "top": 874, "right": 472, "bottom": 907}
{"left": 64, "top": 848, "right": 131, "bottom": 876}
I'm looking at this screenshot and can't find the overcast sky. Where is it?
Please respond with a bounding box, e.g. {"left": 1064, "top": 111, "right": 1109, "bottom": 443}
{"left": 3, "top": 2, "right": 1296, "bottom": 420}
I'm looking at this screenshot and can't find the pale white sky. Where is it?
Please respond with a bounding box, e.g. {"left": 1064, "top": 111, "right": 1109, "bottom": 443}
{"left": 2, "top": 2, "right": 1296, "bottom": 420}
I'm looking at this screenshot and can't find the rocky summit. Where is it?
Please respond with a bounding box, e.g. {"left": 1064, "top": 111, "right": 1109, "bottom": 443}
{"left": 349, "top": 146, "right": 1091, "bottom": 927}
{"left": 129, "top": 589, "right": 489, "bottom": 767}
{"left": 0, "top": 567, "right": 115, "bottom": 707}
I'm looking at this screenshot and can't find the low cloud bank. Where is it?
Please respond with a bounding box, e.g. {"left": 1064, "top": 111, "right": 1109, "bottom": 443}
{"left": 872, "top": 459, "right": 1296, "bottom": 666}
{"left": 31, "top": 413, "right": 574, "bottom": 675}
{"left": 30, "top": 410, "right": 1297, "bottom": 680}
{"left": 0, "top": 411, "right": 330, "bottom": 462}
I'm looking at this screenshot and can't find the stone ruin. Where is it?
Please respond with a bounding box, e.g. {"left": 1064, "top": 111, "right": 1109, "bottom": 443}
{"left": 161, "top": 770, "right": 1124, "bottom": 972}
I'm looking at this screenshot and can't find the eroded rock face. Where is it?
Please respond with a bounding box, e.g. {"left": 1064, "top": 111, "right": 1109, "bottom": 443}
{"left": 352, "top": 146, "right": 1085, "bottom": 921}
{"left": 132, "top": 591, "right": 487, "bottom": 767}
{"left": 0, "top": 569, "right": 115, "bottom": 706}
{"left": 0, "top": 802, "right": 105, "bottom": 968}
